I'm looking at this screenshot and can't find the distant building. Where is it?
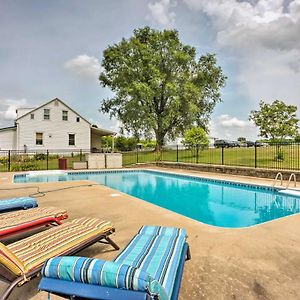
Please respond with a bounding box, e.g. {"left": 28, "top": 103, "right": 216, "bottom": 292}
{"left": 208, "top": 137, "right": 217, "bottom": 148}
{"left": 0, "top": 98, "right": 114, "bottom": 151}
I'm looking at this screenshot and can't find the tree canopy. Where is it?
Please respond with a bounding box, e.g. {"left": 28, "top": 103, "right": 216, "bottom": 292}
{"left": 249, "top": 100, "right": 299, "bottom": 141}
{"left": 99, "top": 27, "right": 226, "bottom": 150}
{"left": 183, "top": 127, "right": 209, "bottom": 149}
{"left": 237, "top": 137, "right": 246, "bottom": 142}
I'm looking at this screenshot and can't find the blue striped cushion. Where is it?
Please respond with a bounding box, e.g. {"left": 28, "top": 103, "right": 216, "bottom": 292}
{"left": 0, "top": 197, "right": 37, "bottom": 212}
{"left": 41, "top": 256, "right": 168, "bottom": 300}
{"left": 138, "top": 225, "right": 186, "bottom": 238}
{"left": 115, "top": 226, "right": 187, "bottom": 298}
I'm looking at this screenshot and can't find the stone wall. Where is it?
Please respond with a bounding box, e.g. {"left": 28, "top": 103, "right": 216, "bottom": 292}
{"left": 153, "top": 162, "right": 300, "bottom": 182}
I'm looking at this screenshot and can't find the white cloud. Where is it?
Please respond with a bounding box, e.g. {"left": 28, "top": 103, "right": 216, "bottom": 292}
{"left": 218, "top": 114, "right": 253, "bottom": 128}
{"left": 183, "top": 0, "right": 300, "bottom": 116}
{"left": 209, "top": 115, "right": 257, "bottom": 140}
{"left": 0, "top": 98, "right": 28, "bottom": 121}
{"left": 183, "top": 0, "right": 300, "bottom": 53}
{"left": 233, "top": 48, "right": 300, "bottom": 110}
{"left": 64, "top": 54, "right": 100, "bottom": 78}
{"left": 147, "top": 0, "right": 176, "bottom": 27}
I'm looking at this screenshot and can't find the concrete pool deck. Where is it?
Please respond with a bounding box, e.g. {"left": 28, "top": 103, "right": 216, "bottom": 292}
{"left": 0, "top": 167, "right": 300, "bottom": 299}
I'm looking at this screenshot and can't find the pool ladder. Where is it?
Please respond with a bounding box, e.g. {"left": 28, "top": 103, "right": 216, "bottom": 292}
{"left": 272, "top": 172, "right": 283, "bottom": 189}
{"left": 286, "top": 173, "right": 297, "bottom": 189}
{"left": 272, "top": 172, "right": 297, "bottom": 189}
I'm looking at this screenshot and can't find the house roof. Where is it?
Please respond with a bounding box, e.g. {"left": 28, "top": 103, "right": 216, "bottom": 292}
{"left": 16, "top": 98, "right": 92, "bottom": 124}
{"left": 15, "top": 98, "right": 116, "bottom": 135}
{"left": 91, "top": 126, "right": 115, "bottom": 136}
{"left": 0, "top": 126, "right": 17, "bottom": 132}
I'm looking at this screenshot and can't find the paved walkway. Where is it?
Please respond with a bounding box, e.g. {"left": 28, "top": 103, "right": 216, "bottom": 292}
{"left": 0, "top": 167, "right": 300, "bottom": 299}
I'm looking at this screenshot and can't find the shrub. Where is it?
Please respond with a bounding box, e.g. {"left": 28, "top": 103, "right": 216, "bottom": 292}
{"left": 11, "top": 162, "right": 39, "bottom": 171}
{"left": 275, "top": 150, "right": 284, "bottom": 161}
{"left": 0, "top": 156, "right": 8, "bottom": 164}
{"left": 183, "top": 127, "right": 209, "bottom": 150}
{"left": 34, "top": 153, "right": 46, "bottom": 160}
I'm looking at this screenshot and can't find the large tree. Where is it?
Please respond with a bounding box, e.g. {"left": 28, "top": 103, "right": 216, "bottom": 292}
{"left": 249, "top": 100, "right": 299, "bottom": 141}
{"left": 99, "top": 27, "right": 226, "bottom": 150}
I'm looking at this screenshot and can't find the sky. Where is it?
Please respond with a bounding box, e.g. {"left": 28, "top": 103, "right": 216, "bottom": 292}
{"left": 0, "top": 0, "right": 299, "bottom": 141}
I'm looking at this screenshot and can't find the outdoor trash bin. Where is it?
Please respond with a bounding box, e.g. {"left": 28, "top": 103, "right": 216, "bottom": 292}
{"left": 58, "top": 158, "right": 67, "bottom": 170}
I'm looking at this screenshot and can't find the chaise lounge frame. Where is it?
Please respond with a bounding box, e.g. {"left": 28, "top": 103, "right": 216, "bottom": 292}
{"left": 39, "top": 242, "right": 191, "bottom": 300}
{"left": 0, "top": 214, "right": 68, "bottom": 239}
{"left": 0, "top": 229, "right": 119, "bottom": 300}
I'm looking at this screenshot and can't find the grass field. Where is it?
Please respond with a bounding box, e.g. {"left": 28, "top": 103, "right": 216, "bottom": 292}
{"left": 123, "top": 145, "right": 300, "bottom": 170}
{"left": 0, "top": 144, "right": 299, "bottom": 172}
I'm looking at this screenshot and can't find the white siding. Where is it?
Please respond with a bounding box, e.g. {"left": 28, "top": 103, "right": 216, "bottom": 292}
{"left": 17, "top": 100, "right": 91, "bottom": 150}
{"left": 0, "top": 129, "right": 17, "bottom": 150}
{"left": 16, "top": 108, "right": 35, "bottom": 118}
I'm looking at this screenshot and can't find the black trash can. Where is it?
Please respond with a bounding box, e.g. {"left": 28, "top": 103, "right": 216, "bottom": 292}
{"left": 58, "top": 158, "right": 67, "bottom": 170}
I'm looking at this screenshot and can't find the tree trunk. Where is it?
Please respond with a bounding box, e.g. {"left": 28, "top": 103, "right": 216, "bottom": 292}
{"left": 155, "top": 113, "right": 165, "bottom": 152}
{"left": 155, "top": 130, "right": 165, "bottom": 153}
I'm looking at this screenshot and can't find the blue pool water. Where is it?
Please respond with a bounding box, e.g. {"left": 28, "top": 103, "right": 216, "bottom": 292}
{"left": 14, "top": 170, "right": 300, "bottom": 228}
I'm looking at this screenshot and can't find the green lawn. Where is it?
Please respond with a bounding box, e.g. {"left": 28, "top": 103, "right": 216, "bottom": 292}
{"left": 123, "top": 145, "right": 300, "bottom": 170}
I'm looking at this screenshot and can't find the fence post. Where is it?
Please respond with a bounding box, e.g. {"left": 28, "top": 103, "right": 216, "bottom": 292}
{"left": 136, "top": 147, "right": 139, "bottom": 164}
{"left": 176, "top": 145, "right": 179, "bottom": 162}
{"left": 8, "top": 150, "right": 11, "bottom": 172}
{"left": 196, "top": 144, "right": 199, "bottom": 164}
{"left": 221, "top": 146, "right": 224, "bottom": 165}
{"left": 46, "top": 150, "right": 49, "bottom": 170}
{"left": 80, "top": 149, "right": 82, "bottom": 161}
{"left": 254, "top": 142, "right": 257, "bottom": 168}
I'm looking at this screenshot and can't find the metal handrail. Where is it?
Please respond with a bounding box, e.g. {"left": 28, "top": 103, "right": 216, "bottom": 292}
{"left": 272, "top": 172, "right": 283, "bottom": 188}
{"left": 286, "top": 173, "right": 297, "bottom": 189}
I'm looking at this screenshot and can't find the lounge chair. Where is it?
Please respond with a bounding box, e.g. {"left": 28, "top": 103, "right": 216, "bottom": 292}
{"left": 0, "top": 217, "right": 119, "bottom": 300}
{"left": 39, "top": 225, "right": 190, "bottom": 300}
{"left": 0, "top": 207, "right": 68, "bottom": 239}
{"left": 0, "top": 197, "right": 37, "bottom": 213}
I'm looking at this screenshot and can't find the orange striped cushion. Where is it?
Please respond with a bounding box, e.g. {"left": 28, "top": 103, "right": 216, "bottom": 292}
{"left": 4, "top": 218, "right": 114, "bottom": 274}
{"left": 0, "top": 207, "right": 68, "bottom": 230}
{"left": 0, "top": 243, "right": 25, "bottom": 276}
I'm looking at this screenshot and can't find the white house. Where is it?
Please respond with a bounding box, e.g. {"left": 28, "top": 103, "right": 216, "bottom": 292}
{"left": 0, "top": 98, "right": 115, "bottom": 151}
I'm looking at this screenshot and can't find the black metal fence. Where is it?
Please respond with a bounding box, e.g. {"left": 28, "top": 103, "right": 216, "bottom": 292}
{"left": 122, "top": 143, "right": 300, "bottom": 171}
{"left": 0, "top": 149, "right": 111, "bottom": 172}
{"left": 0, "top": 142, "right": 299, "bottom": 172}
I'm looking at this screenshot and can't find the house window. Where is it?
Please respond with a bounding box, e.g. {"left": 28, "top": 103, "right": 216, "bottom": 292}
{"left": 44, "top": 109, "right": 50, "bottom": 120}
{"left": 76, "top": 117, "right": 80, "bottom": 122}
{"left": 69, "top": 134, "right": 75, "bottom": 146}
{"left": 30, "top": 114, "right": 34, "bottom": 119}
{"left": 36, "top": 132, "right": 43, "bottom": 145}
{"left": 62, "top": 110, "right": 68, "bottom": 121}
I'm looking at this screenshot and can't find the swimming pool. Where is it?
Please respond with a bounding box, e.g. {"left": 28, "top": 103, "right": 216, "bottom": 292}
{"left": 14, "top": 170, "right": 300, "bottom": 228}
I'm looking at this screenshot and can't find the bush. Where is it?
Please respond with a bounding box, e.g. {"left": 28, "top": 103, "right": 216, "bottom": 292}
{"left": 183, "top": 127, "right": 209, "bottom": 149}
{"left": 115, "top": 136, "right": 138, "bottom": 151}
{"left": 11, "top": 162, "right": 39, "bottom": 171}
{"left": 34, "top": 153, "right": 46, "bottom": 160}
{"left": 0, "top": 156, "right": 8, "bottom": 164}
{"left": 140, "top": 140, "right": 156, "bottom": 149}
{"left": 275, "top": 151, "right": 284, "bottom": 161}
